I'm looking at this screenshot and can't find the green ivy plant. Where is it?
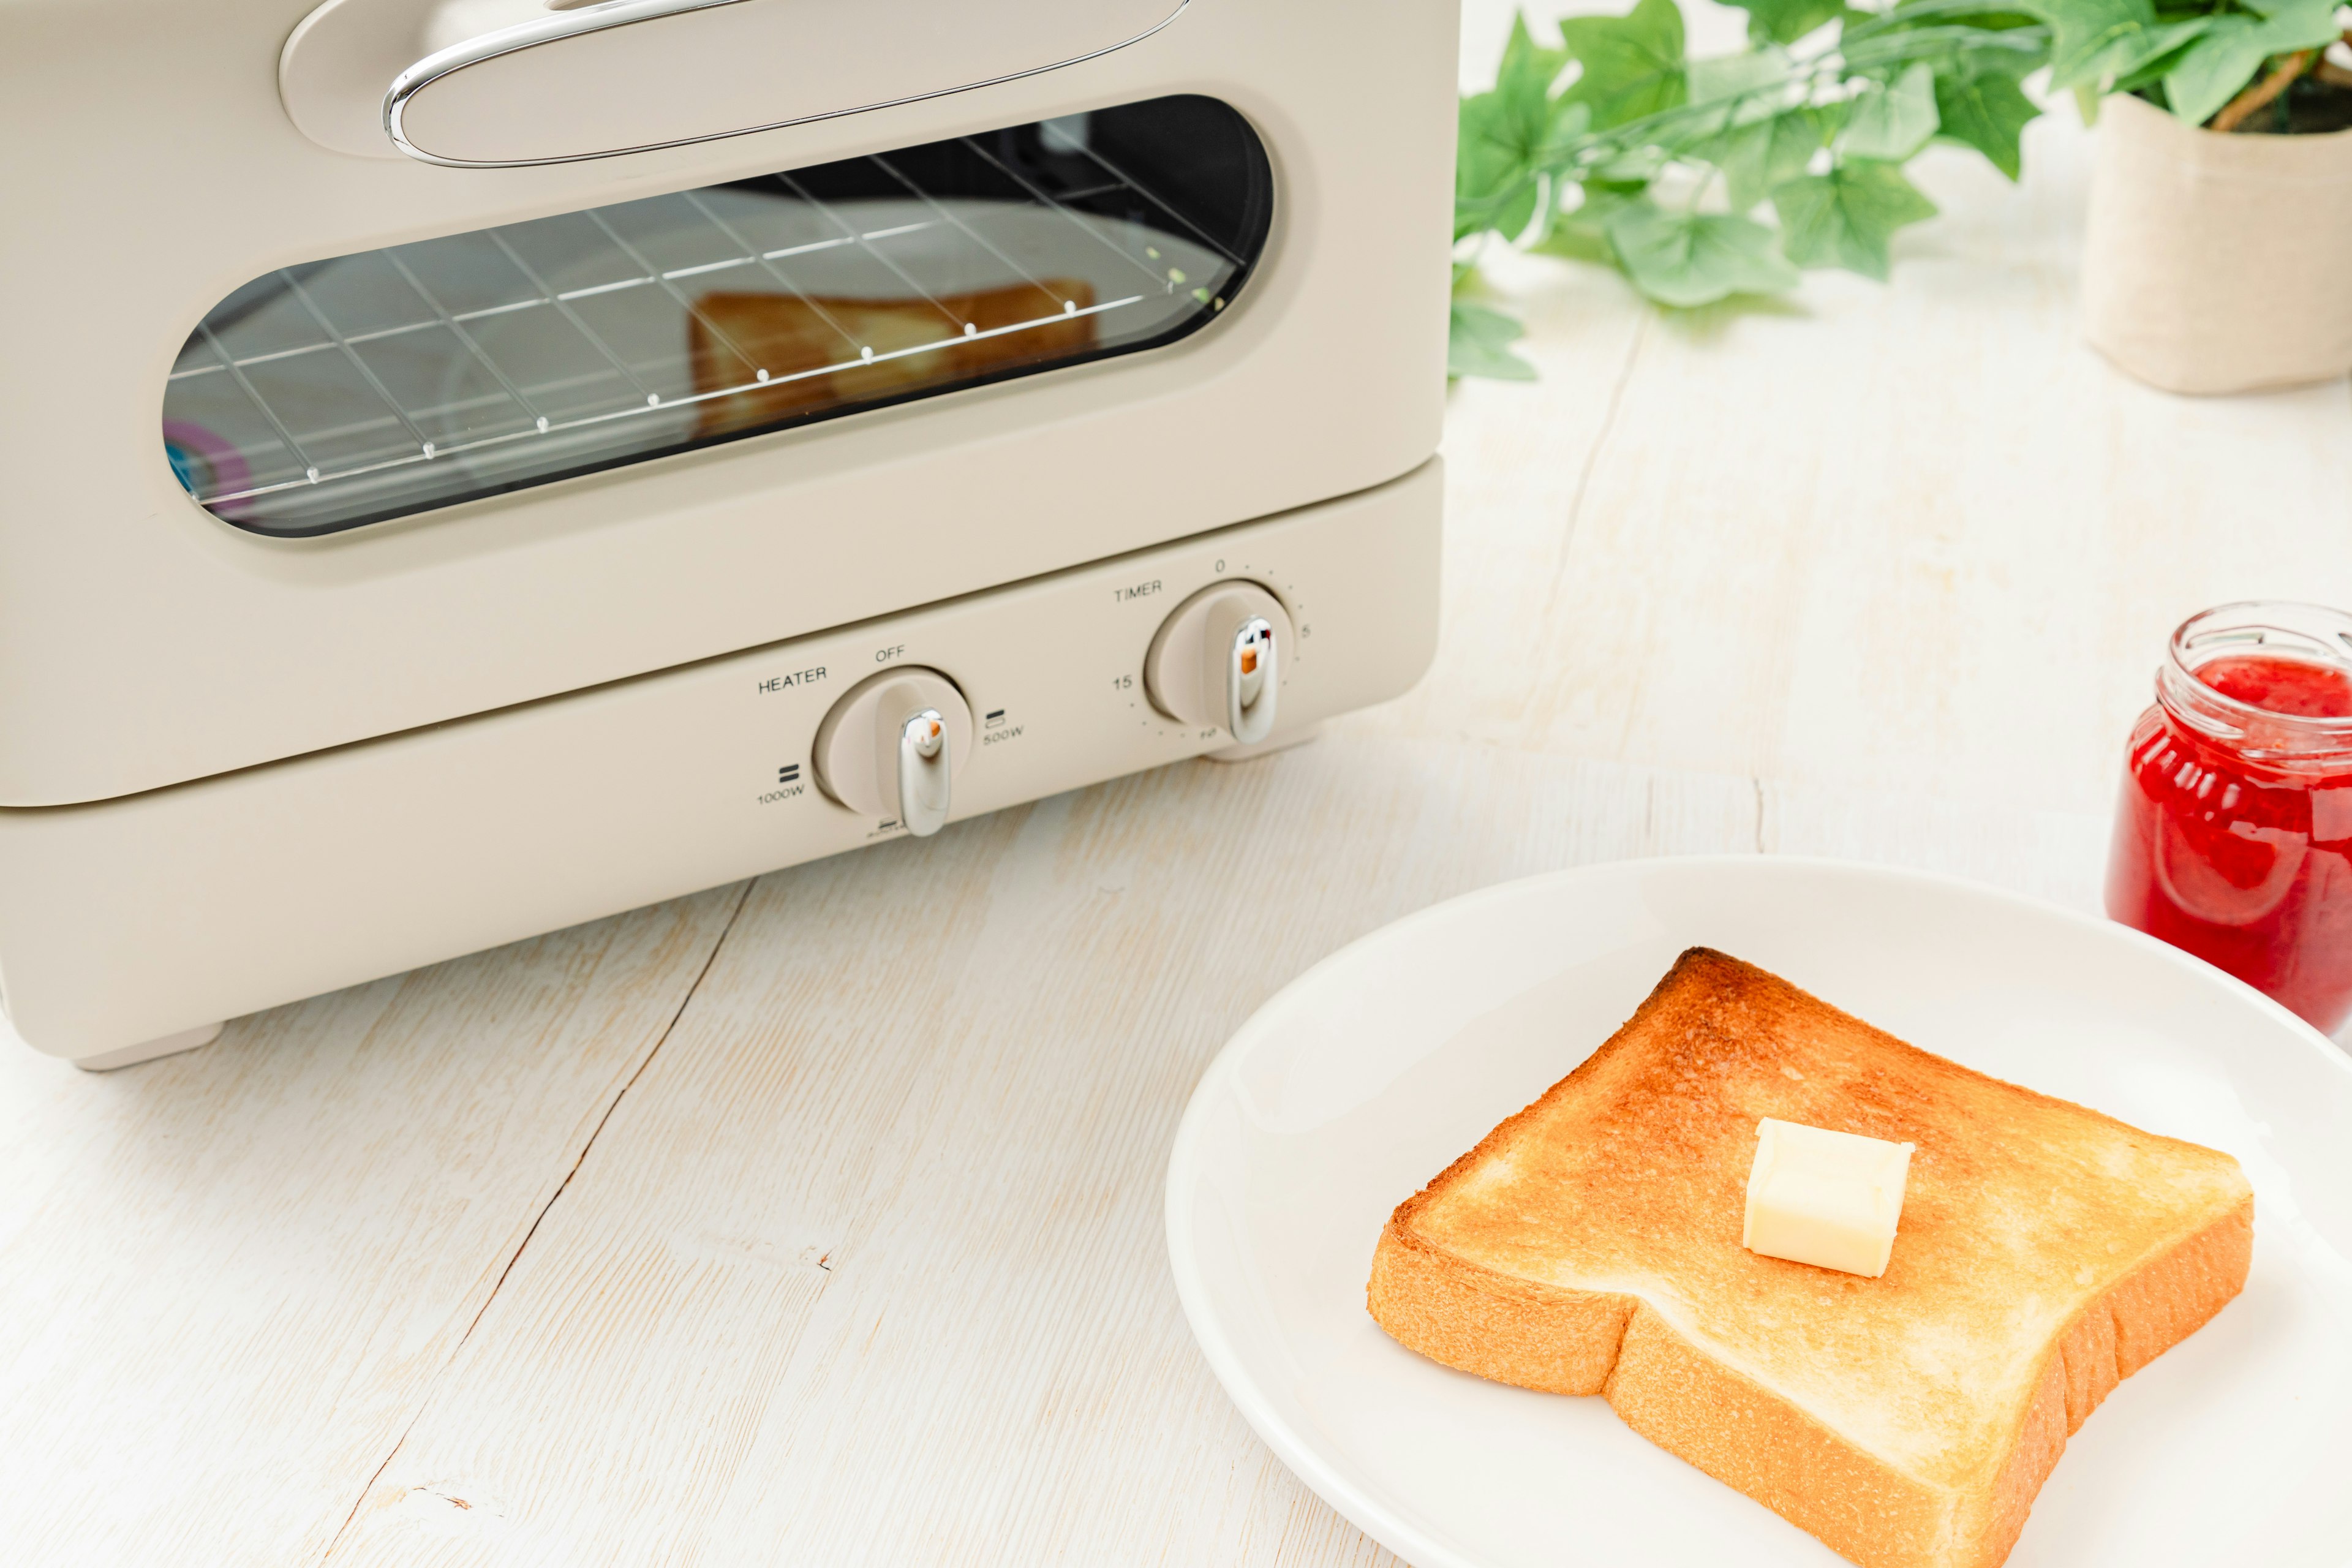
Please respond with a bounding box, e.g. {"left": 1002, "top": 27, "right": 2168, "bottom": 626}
{"left": 2039, "top": 0, "right": 2351, "bottom": 132}
{"left": 1452, "top": 0, "right": 2054, "bottom": 378}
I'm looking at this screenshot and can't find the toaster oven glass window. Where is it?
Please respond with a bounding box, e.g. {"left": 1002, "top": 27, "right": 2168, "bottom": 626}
{"left": 163, "top": 96, "right": 1272, "bottom": 537}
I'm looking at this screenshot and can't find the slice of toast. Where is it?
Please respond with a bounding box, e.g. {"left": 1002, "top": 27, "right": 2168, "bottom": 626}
{"left": 685, "top": 280, "right": 1097, "bottom": 438}
{"left": 1367, "top": 948, "right": 2252, "bottom": 1568}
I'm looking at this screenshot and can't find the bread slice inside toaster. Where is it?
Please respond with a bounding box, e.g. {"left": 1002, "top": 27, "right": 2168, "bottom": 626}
{"left": 688, "top": 280, "right": 1098, "bottom": 437}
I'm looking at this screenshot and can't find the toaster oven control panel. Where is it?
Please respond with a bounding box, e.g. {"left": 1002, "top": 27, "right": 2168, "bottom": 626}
{"left": 735, "top": 467, "right": 1430, "bottom": 848}
{"left": 0, "top": 460, "right": 1439, "bottom": 1061}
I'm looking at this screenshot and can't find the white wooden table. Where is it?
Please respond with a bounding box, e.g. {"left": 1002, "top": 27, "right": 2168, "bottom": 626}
{"left": 6, "top": 8, "right": 2350, "bottom": 1561}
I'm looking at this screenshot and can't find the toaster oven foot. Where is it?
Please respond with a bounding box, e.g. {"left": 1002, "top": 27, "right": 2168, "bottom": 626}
{"left": 1206, "top": 722, "right": 1324, "bottom": 764}
{"left": 71, "top": 1022, "right": 224, "bottom": 1073}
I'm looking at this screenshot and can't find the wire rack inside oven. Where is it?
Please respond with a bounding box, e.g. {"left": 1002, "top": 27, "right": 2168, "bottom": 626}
{"left": 162, "top": 96, "right": 1270, "bottom": 537}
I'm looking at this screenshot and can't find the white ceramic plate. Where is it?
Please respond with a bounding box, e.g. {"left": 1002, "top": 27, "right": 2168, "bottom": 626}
{"left": 1166, "top": 857, "right": 2352, "bottom": 1568}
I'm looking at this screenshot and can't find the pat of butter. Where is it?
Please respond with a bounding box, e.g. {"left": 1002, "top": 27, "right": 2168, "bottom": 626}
{"left": 1743, "top": 1118, "right": 1915, "bottom": 1278}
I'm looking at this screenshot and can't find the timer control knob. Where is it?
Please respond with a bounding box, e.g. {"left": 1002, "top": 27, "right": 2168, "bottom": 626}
{"left": 1144, "top": 581, "right": 1294, "bottom": 745}
{"left": 812, "top": 666, "right": 973, "bottom": 837}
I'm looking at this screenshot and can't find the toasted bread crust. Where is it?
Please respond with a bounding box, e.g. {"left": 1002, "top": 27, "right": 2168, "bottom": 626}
{"left": 1365, "top": 1221, "right": 1633, "bottom": 1395}
{"left": 1365, "top": 948, "right": 2255, "bottom": 1568}
{"left": 1972, "top": 1194, "right": 2252, "bottom": 1568}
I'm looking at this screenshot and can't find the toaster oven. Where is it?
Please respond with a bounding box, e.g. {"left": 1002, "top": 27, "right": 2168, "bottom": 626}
{"left": 0, "top": 0, "right": 1455, "bottom": 1068}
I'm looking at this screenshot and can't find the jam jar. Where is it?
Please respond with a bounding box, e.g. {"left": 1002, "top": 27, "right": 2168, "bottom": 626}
{"left": 2106, "top": 601, "right": 2352, "bottom": 1035}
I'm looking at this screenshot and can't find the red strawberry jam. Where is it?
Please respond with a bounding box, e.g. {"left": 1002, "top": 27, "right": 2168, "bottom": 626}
{"left": 2106, "top": 606, "right": 2352, "bottom": 1035}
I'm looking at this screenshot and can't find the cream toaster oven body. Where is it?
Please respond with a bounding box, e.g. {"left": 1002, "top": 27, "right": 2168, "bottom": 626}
{"left": 0, "top": 0, "right": 1455, "bottom": 1067}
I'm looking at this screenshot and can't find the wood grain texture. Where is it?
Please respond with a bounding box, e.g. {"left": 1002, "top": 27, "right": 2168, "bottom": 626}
{"left": 0, "top": 886, "right": 745, "bottom": 1567}
{"left": 324, "top": 745, "right": 1767, "bottom": 1567}
{"left": 6, "top": 10, "right": 2348, "bottom": 1562}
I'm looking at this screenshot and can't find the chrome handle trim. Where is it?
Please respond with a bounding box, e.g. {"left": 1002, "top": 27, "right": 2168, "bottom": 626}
{"left": 383, "top": 0, "right": 1191, "bottom": 169}
{"left": 385, "top": 0, "right": 744, "bottom": 160}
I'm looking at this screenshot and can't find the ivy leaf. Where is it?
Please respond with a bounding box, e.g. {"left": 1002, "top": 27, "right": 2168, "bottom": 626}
{"left": 1495, "top": 9, "right": 1572, "bottom": 97}
{"left": 1694, "top": 105, "right": 1831, "bottom": 211}
{"left": 1561, "top": 0, "right": 1690, "bottom": 129}
{"left": 1838, "top": 61, "right": 1941, "bottom": 159}
{"left": 2160, "top": 0, "right": 2342, "bottom": 126}
{"left": 1687, "top": 47, "right": 1795, "bottom": 110}
{"left": 1771, "top": 159, "right": 1939, "bottom": 280}
{"left": 1932, "top": 63, "right": 2040, "bottom": 178}
{"left": 2252, "top": 0, "right": 2343, "bottom": 50}
{"left": 1727, "top": 0, "right": 1855, "bottom": 45}
{"left": 1533, "top": 184, "right": 1651, "bottom": 262}
{"left": 2154, "top": 17, "right": 2269, "bottom": 123}
{"left": 1457, "top": 101, "right": 1538, "bottom": 238}
{"left": 1455, "top": 15, "right": 1578, "bottom": 240}
{"left": 2109, "top": 39, "right": 2205, "bottom": 95}
{"left": 1672, "top": 47, "right": 1796, "bottom": 153}
{"left": 1605, "top": 203, "right": 1802, "bottom": 306}
{"left": 1449, "top": 301, "right": 1537, "bottom": 380}
{"left": 2038, "top": 0, "right": 2211, "bottom": 91}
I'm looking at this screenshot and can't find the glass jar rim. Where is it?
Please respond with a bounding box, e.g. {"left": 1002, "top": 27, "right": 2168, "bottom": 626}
{"left": 2158, "top": 600, "right": 2352, "bottom": 760}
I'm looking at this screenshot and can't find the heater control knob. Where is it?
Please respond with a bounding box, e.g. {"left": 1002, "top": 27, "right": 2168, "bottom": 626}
{"left": 1144, "top": 582, "right": 1293, "bottom": 745}
{"left": 813, "top": 667, "right": 973, "bottom": 837}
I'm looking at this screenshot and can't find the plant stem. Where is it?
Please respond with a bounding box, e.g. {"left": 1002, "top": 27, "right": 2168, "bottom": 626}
{"left": 2313, "top": 30, "right": 2352, "bottom": 90}
{"left": 1548, "top": 22, "right": 2045, "bottom": 178}
{"left": 2209, "top": 50, "right": 2316, "bottom": 133}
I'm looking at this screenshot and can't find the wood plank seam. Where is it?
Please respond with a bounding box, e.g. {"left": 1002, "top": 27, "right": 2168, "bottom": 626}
{"left": 1533, "top": 311, "right": 1649, "bottom": 637}
{"left": 312, "top": 878, "right": 757, "bottom": 1564}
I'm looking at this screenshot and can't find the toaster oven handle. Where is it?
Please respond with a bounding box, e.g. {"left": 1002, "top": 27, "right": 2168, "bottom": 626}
{"left": 280, "top": 0, "right": 1189, "bottom": 165}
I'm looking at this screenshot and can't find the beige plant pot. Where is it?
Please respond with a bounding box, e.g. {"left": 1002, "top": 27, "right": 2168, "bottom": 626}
{"left": 2082, "top": 91, "right": 2352, "bottom": 394}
